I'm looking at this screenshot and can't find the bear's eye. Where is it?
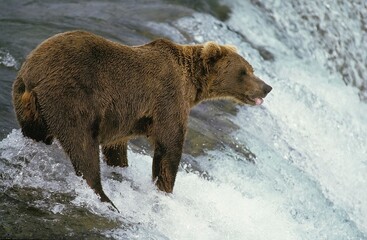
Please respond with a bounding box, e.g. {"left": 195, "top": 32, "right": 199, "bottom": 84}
{"left": 238, "top": 70, "right": 246, "bottom": 83}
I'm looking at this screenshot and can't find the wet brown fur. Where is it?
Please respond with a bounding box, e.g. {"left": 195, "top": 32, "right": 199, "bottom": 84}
{"left": 12, "top": 31, "right": 271, "bottom": 210}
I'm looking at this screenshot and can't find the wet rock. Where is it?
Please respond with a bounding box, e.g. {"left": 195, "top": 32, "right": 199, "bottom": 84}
{"left": 166, "top": 0, "right": 231, "bottom": 21}
{"left": 0, "top": 187, "right": 120, "bottom": 239}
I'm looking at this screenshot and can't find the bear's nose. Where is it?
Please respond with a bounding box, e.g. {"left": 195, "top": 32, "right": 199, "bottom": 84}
{"left": 263, "top": 84, "right": 272, "bottom": 94}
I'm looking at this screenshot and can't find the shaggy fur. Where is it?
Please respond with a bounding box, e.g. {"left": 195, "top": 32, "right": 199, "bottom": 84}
{"left": 12, "top": 31, "right": 272, "bottom": 210}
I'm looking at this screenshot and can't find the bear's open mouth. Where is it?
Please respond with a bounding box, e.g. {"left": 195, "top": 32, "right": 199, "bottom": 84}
{"left": 253, "top": 97, "right": 263, "bottom": 105}
{"left": 244, "top": 96, "right": 264, "bottom": 105}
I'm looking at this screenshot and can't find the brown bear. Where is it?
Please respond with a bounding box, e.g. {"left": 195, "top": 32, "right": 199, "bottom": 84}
{"left": 12, "top": 30, "right": 272, "bottom": 210}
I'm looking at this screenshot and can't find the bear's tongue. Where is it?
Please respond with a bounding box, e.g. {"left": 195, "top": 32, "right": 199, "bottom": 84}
{"left": 254, "top": 98, "right": 263, "bottom": 105}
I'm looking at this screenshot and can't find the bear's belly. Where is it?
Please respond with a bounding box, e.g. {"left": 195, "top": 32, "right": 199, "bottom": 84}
{"left": 99, "top": 116, "right": 153, "bottom": 145}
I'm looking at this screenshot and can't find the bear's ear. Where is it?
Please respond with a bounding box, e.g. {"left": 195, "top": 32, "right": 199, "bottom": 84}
{"left": 201, "top": 42, "right": 222, "bottom": 72}
{"left": 224, "top": 44, "right": 237, "bottom": 53}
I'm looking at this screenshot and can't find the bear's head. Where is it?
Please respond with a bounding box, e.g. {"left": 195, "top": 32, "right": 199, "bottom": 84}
{"left": 202, "top": 42, "right": 272, "bottom": 105}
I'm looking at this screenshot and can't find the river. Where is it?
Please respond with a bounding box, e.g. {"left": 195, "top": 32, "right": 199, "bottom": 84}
{"left": 1, "top": 0, "right": 366, "bottom": 239}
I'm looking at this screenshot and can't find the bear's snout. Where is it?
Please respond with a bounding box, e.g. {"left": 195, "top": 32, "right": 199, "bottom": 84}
{"left": 263, "top": 83, "right": 272, "bottom": 95}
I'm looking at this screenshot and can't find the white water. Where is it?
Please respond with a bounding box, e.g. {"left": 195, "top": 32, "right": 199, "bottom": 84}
{"left": 1, "top": 0, "right": 367, "bottom": 239}
{"left": 0, "top": 49, "right": 17, "bottom": 68}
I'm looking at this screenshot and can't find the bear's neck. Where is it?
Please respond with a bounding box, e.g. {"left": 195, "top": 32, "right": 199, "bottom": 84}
{"left": 177, "top": 46, "right": 210, "bottom": 107}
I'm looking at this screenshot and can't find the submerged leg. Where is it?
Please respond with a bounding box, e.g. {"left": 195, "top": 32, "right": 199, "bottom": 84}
{"left": 57, "top": 129, "right": 119, "bottom": 212}
{"left": 152, "top": 124, "right": 186, "bottom": 193}
{"left": 152, "top": 141, "right": 183, "bottom": 193}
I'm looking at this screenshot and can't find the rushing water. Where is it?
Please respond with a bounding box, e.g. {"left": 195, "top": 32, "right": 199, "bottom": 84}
{"left": 1, "top": 0, "right": 366, "bottom": 239}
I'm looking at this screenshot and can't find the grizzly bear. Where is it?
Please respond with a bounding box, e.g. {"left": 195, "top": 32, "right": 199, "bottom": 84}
{"left": 12, "top": 30, "right": 272, "bottom": 210}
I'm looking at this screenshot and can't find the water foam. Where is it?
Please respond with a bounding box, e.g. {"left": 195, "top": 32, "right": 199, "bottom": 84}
{"left": 0, "top": 130, "right": 299, "bottom": 239}
{"left": 0, "top": 49, "right": 17, "bottom": 68}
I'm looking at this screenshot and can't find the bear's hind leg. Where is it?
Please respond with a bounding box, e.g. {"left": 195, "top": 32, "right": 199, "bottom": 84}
{"left": 57, "top": 130, "right": 119, "bottom": 211}
{"left": 102, "top": 141, "right": 128, "bottom": 167}
{"left": 12, "top": 78, "right": 53, "bottom": 144}
{"left": 20, "top": 115, "right": 54, "bottom": 145}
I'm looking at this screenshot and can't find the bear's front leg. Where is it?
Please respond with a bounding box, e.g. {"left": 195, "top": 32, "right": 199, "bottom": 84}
{"left": 102, "top": 141, "right": 128, "bottom": 167}
{"left": 152, "top": 126, "right": 186, "bottom": 193}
